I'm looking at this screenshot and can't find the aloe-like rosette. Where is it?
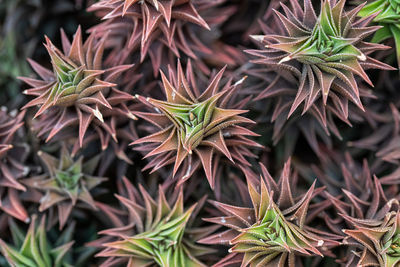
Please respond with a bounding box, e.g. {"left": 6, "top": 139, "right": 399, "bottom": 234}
{"left": 97, "top": 178, "right": 217, "bottom": 267}
{"left": 199, "top": 159, "right": 334, "bottom": 267}
{"left": 21, "top": 145, "right": 106, "bottom": 229}
{"left": 0, "top": 108, "right": 30, "bottom": 222}
{"left": 89, "top": 0, "right": 224, "bottom": 62}
{"left": 358, "top": 0, "right": 400, "bottom": 67}
{"left": 20, "top": 26, "right": 133, "bottom": 149}
{"left": 0, "top": 215, "right": 74, "bottom": 267}
{"left": 131, "top": 61, "right": 260, "bottom": 188}
{"left": 247, "top": 0, "right": 394, "bottom": 124}
{"left": 343, "top": 211, "right": 400, "bottom": 267}
{"left": 88, "top": 0, "right": 238, "bottom": 78}
{"left": 0, "top": 0, "right": 79, "bottom": 103}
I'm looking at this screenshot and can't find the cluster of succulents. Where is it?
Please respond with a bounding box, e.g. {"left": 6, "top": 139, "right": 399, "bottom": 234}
{"left": 3, "top": 0, "right": 400, "bottom": 266}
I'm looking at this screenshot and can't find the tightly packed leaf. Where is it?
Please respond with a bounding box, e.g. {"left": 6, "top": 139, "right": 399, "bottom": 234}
{"left": 0, "top": 215, "right": 74, "bottom": 267}
{"left": 248, "top": 0, "right": 394, "bottom": 124}
{"left": 97, "top": 177, "right": 216, "bottom": 266}
{"left": 21, "top": 145, "right": 106, "bottom": 229}
{"left": 200, "top": 159, "right": 333, "bottom": 266}
{"left": 132, "top": 61, "right": 260, "bottom": 188}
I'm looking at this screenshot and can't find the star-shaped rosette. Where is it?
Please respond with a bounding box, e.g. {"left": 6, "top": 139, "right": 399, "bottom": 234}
{"left": 199, "top": 159, "right": 336, "bottom": 266}
{"left": 21, "top": 145, "right": 107, "bottom": 229}
{"left": 131, "top": 61, "right": 260, "bottom": 188}
{"left": 247, "top": 0, "right": 394, "bottom": 124}
{"left": 344, "top": 211, "right": 400, "bottom": 267}
{"left": 88, "top": 0, "right": 238, "bottom": 77}
{"left": 89, "top": 0, "right": 210, "bottom": 61}
{"left": 96, "top": 177, "right": 217, "bottom": 266}
{"left": 20, "top": 26, "right": 133, "bottom": 149}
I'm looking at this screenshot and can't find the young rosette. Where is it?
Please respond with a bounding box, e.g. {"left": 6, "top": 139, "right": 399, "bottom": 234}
{"left": 20, "top": 145, "right": 107, "bottom": 229}
{"left": 0, "top": 108, "right": 30, "bottom": 222}
{"left": 344, "top": 210, "right": 400, "bottom": 267}
{"left": 20, "top": 26, "right": 133, "bottom": 148}
{"left": 297, "top": 148, "right": 400, "bottom": 265}
{"left": 0, "top": 215, "right": 74, "bottom": 267}
{"left": 199, "top": 159, "right": 332, "bottom": 266}
{"left": 358, "top": 0, "right": 400, "bottom": 67}
{"left": 89, "top": 0, "right": 211, "bottom": 62}
{"left": 96, "top": 180, "right": 217, "bottom": 266}
{"left": 131, "top": 61, "right": 260, "bottom": 188}
{"left": 247, "top": 0, "right": 394, "bottom": 121}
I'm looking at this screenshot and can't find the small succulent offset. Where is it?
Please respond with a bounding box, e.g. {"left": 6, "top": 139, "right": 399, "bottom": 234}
{"left": 0, "top": 215, "right": 74, "bottom": 267}
{"left": 344, "top": 211, "right": 400, "bottom": 267}
{"left": 200, "top": 159, "right": 329, "bottom": 267}
{"left": 20, "top": 26, "right": 132, "bottom": 148}
{"left": 97, "top": 178, "right": 216, "bottom": 266}
{"left": 132, "top": 61, "right": 260, "bottom": 188}
{"left": 21, "top": 145, "right": 106, "bottom": 229}
{"left": 358, "top": 0, "right": 400, "bottom": 67}
{"left": 248, "top": 0, "right": 393, "bottom": 122}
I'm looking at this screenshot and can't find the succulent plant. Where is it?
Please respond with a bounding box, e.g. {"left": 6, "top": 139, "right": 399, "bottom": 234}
{"left": 96, "top": 177, "right": 217, "bottom": 266}
{"left": 247, "top": 0, "right": 394, "bottom": 127}
{"left": 295, "top": 147, "right": 400, "bottom": 265}
{"left": 0, "top": 108, "right": 30, "bottom": 223}
{"left": 5, "top": 0, "right": 400, "bottom": 266}
{"left": 87, "top": 0, "right": 237, "bottom": 77}
{"left": 20, "top": 26, "right": 133, "bottom": 149}
{"left": 0, "top": 215, "right": 74, "bottom": 267}
{"left": 131, "top": 61, "right": 260, "bottom": 188}
{"left": 358, "top": 0, "right": 400, "bottom": 67}
{"left": 89, "top": 0, "right": 212, "bottom": 61}
{"left": 20, "top": 145, "right": 106, "bottom": 229}
{"left": 199, "top": 159, "right": 335, "bottom": 266}
{"left": 344, "top": 210, "right": 400, "bottom": 266}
